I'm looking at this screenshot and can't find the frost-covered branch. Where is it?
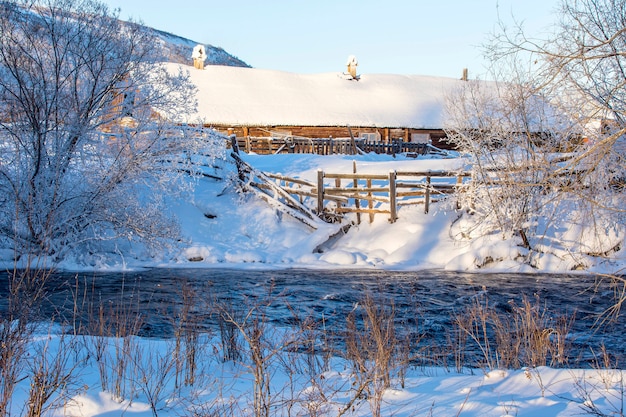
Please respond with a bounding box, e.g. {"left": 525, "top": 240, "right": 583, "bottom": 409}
{"left": 0, "top": 0, "right": 222, "bottom": 261}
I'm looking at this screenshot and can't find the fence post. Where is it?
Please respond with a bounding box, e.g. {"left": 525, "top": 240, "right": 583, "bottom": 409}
{"left": 424, "top": 172, "right": 431, "bottom": 214}
{"left": 389, "top": 170, "right": 397, "bottom": 223}
{"left": 229, "top": 134, "right": 239, "bottom": 155}
{"left": 317, "top": 169, "right": 325, "bottom": 215}
{"left": 353, "top": 160, "right": 361, "bottom": 225}
{"left": 367, "top": 178, "right": 374, "bottom": 223}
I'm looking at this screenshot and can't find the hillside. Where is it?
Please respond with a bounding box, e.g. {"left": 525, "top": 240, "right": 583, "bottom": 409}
{"left": 5, "top": 2, "right": 249, "bottom": 68}
{"left": 151, "top": 26, "right": 250, "bottom": 68}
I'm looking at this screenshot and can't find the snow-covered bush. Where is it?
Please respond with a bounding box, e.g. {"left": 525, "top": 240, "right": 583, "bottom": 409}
{"left": 445, "top": 0, "right": 626, "bottom": 269}
{"left": 0, "top": 0, "right": 224, "bottom": 262}
{"left": 446, "top": 77, "right": 575, "bottom": 245}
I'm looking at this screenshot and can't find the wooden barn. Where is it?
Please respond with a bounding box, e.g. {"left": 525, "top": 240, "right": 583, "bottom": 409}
{"left": 167, "top": 62, "right": 469, "bottom": 153}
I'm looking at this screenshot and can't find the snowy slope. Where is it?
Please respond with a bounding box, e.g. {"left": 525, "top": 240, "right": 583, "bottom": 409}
{"left": 153, "top": 27, "right": 249, "bottom": 67}
{"left": 35, "top": 151, "right": 618, "bottom": 274}
{"left": 172, "top": 153, "right": 472, "bottom": 271}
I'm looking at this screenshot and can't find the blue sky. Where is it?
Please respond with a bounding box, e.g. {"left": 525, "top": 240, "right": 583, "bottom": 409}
{"left": 103, "top": 0, "right": 558, "bottom": 78}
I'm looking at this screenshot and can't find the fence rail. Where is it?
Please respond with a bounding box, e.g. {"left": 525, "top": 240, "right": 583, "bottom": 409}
{"left": 266, "top": 162, "right": 470, "bottom": 224}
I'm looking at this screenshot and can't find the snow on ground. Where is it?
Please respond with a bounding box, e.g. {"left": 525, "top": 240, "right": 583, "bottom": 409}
{"left": 0, "top": 148, "right": 620, "bottom": 274}
{"left": 4, "top": 151, "right": 626, "bottom": 416}
{"left": 170, "top": 152, "right": 476, "bottom": 271}
{"left": 8, "top": 330, "right": 625, "bottom": 417}
{"left": 60, "top": 150, "right": 619, "bottom": 275}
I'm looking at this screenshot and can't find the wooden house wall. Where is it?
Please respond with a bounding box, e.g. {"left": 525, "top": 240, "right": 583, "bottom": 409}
{"left": 207, "top": 125, "right": 454, "bottom": 150}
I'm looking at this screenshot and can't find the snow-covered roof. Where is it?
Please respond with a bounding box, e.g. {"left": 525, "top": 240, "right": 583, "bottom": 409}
{"left": 169, "top": 63, "right": 465, "bottom": 129}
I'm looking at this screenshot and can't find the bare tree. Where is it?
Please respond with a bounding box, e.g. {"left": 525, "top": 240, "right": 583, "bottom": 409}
{"left": 489, "top": 0, "right": 626, "bottom": 182}
{"left": 446, "top": 0, "right": 625, "bottom": 268}
{"left": 447, "top": 73, "right": 574, "bottom": 247}
{"left": 0, "top": 0, "right": 211, "bottom": 261}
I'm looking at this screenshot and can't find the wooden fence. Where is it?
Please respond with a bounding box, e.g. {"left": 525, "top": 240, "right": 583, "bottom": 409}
{"left": 234, "top": 136, "right": 430, "bottom": 156}
{"left": 265, "top": 162, "right": 469, "bottom": 224}
{"left": 358, "top": 140, "right": 430, "bottom": 155}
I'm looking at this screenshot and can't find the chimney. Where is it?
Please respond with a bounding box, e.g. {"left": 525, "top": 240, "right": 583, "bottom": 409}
{"left": 192, "top": 44, "right": 207, "bottom": 70}
{"left": 346, "top": 55, "right": 358, "bottom": 80}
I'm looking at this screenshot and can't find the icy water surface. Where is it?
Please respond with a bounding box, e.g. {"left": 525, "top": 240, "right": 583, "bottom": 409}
{"left": 1, "top": 268, "right": 624, "bottom": 367}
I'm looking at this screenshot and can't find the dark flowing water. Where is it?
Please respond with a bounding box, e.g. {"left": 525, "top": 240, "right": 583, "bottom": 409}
{"left": 1, "top": 268, "right": 624, "bottom": 367}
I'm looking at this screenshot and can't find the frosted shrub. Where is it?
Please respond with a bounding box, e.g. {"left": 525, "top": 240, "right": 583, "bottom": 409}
{"left": 0, "top": 0, "right": 224, "bottom": 262}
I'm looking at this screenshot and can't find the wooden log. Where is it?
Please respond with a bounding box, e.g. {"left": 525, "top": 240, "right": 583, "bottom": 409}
{"left": 246, "top": 186, "right": 321, "bottom": 230}
{"left": 397, "top": 199, "right": 443, "bottom": 207}
{"left": 264, "top": 173, "right": 315, "bottom": 187}
{"left": 324, "top": 192, "right": 388, "bottom": 203}
{"left": 310, "top": 190, "right": 349, "bottom": 203}
{"left": 424, "top": 173, "right": 431, "bottom": 214}
{"left": 334, "top": 176, "right": 342, "bottom": 211}
{"left": 325, "top": 186, "right": 390, "bottom": 193}
{"left": 396, "top": 171, "right": 470, "bottom": 177}
{"left": 324, "top": 173, "right": 389, "bottom": 180}
{"left": 262, "top": 186, "right": 315, "bottom": 199}
{"left": 368, "top": 178, "right": 374, "bottom": 223}
{"left": 231, "top": 152, "right": 319, "bottom": 223}
{"left": 347, "top": 125, "right": 356, "bottom": 155}
{"left": 317, "top": 169, "right": 324, "bottom": 215}
{"left": 336, "top": 207, "right": 390, "bottom": 215}
{"left": 353, "top": 160, "right": 361, "bottom": 225}
{"left": 274, "top": 139, "right": 288, "bottom": 154}
{"left": 389, "top": 170, "right": 397, "bottom": 223}
{"left": 397, "top": 190, "right": 426, "bottom": 198}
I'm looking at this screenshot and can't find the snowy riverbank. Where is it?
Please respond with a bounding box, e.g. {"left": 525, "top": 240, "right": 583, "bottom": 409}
{"left": 3, "top": 152, "right": 626, "bottom": 417}
{"left": 29, "top": 151, "right": 621, "bottom": 275}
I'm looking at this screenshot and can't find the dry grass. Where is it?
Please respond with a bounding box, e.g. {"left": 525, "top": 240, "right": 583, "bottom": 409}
{"left": 1, "top": 268, "right": 619, "bottom": 417}
{"left": 453, "top": 293, "right": 574, "bottom": 370}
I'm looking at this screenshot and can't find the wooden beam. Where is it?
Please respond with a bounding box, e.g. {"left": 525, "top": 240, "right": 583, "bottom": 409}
{"left": 389, "top": 170, "right": 397, "bottom": 223}
{"left": 317, "top": 169, "right": 324, "bottom": 215}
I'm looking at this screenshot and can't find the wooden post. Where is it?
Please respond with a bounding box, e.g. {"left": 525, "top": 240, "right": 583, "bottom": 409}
{"left": 317, "top": 169, "right": 325, "bottom": 215}
{"left": 389, "top": 170, "right": 397, "bottom": 223}
{"left": 424, "top": 172, "right": 431, "bottom": 214}
{"left": 353, "top": 160, "right": 361, "bottom": 225}
{"left": 367, "top": 178, "right": 374, "bottom": 223}
{"left": 230, "top": 134, "right": 239, "bottom": 155}
{"left": 347, "top": 125, "right": 357, "bottom": 155}
{"left": 193, "top": 58, "right": 204, "bottom": 70}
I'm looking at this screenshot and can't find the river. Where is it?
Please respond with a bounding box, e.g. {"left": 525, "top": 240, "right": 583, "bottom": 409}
{"left": 1, "top": 268, "right": 624, "bottom": 368}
